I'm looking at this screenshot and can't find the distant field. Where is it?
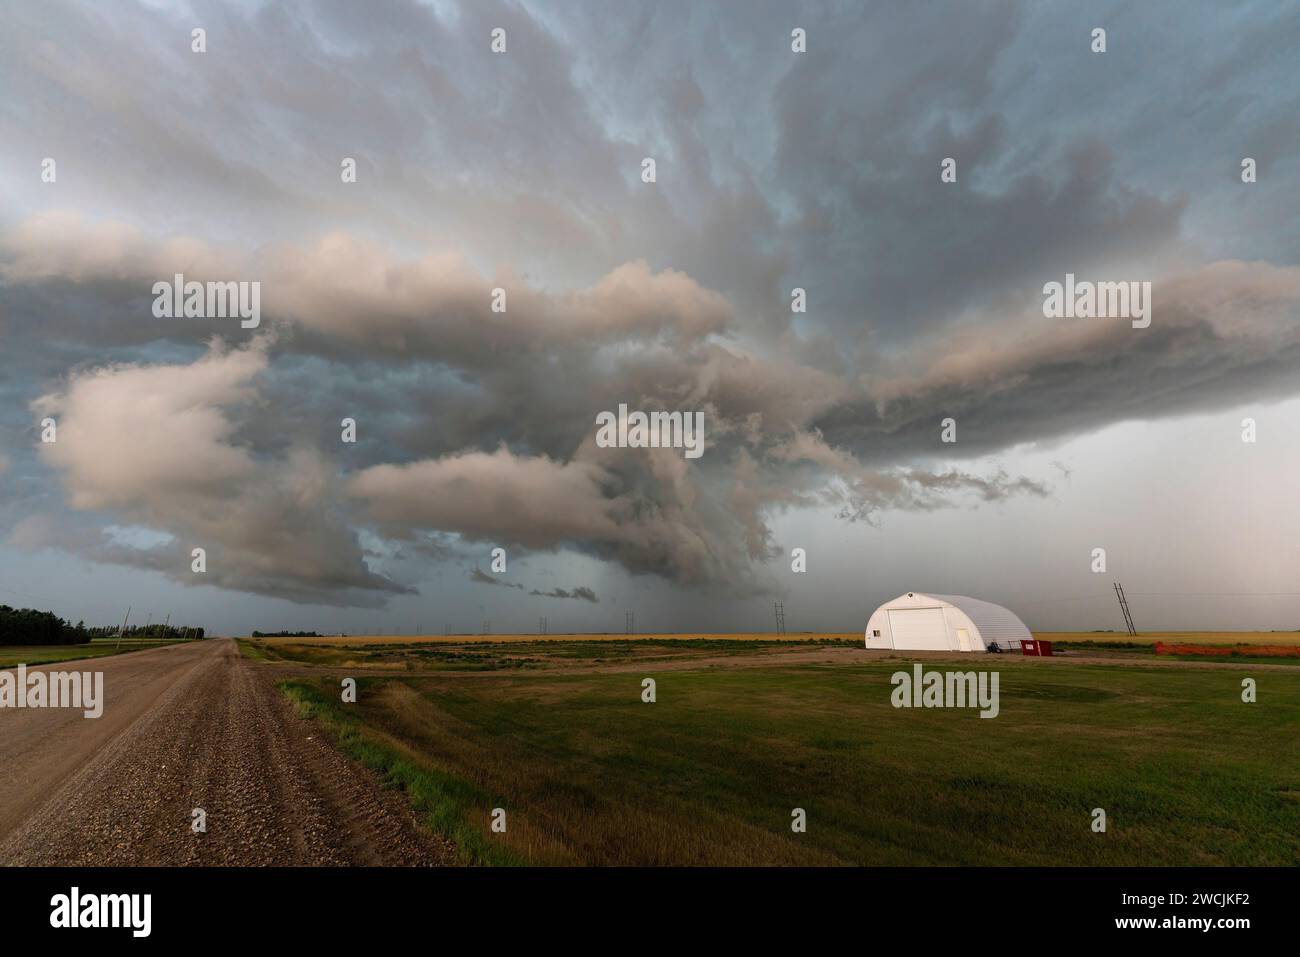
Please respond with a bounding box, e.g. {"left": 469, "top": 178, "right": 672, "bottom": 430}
{"left": 0, "top": 638, "right": 188, "bottom": 668}
{"left": 263, "top": 632, "right": 860, "bottom": 645}
{"left": 266, "top": 637, "right": 1300, "bottom": 865}
{"left": 242, "top": 636, "right": 857, "bottom": 672}
{"left": 244, "top": 631, "right": 1300, "bottom": 672}
{"left": 257, "top": 630, "right": 1300, "bottom": 647}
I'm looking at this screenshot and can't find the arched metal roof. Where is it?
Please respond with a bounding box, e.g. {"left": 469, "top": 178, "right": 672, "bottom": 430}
{"left": 924, "top": 593, "right": 1032, "bottom": 646}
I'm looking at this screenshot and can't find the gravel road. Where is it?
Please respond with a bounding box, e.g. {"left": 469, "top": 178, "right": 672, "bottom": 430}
{"left": 0, "top": 638, "right": 455, "bottom": 865}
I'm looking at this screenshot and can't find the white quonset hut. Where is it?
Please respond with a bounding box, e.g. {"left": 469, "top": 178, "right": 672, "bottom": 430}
{"left": 865, "top": 592, "right": 1031, "bottom": 652}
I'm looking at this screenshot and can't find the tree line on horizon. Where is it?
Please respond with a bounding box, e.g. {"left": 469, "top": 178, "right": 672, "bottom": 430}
{"left": 0, "top": 604, "right": 206, "bottom": 645}
{"left": 0, "top": 604, "right": 90, "bottom": 645}
{"left": 84, "top": 623, "right": 207, "bottom": 641}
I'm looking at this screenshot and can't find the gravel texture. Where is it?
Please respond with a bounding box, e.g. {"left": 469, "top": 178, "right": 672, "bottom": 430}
{"left": 0, "top": 638, "right": 455, "bottom": 866}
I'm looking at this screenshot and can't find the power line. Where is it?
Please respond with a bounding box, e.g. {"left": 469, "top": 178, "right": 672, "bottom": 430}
{"left": 1018, "top": 591, "right": 1300, "bottom": 607}
{"left": 1015, "top": 595, "right": 1116, "bottom": 606}
{"left": 0, "top": 584, "right": 128, "bottom": 618}
{"left": 1130, "top": 591, "right": 1300, "bottom": 598}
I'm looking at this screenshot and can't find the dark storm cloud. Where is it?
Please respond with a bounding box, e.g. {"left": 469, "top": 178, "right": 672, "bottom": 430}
{"left": 3, "top": 0, "right": 1300, "bottom": 606}
{"left": 815, "top": 261, "right": 1300, "bottom": 462}
{"left": 467, "top": 567, "right": 596, "bottom": 602}
{"left": 530, "top": 585, "right": 599, "bottom": 603}
{"left": 16, "top": 341, "right": 410, "bottom": 606}
{"left": 469, "top": 567, "right": 524, "bottom": 590}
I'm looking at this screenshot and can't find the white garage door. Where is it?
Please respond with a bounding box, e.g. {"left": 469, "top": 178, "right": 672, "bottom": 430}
{"left": 887, "top": 608, "right": 951, "bottom": 650}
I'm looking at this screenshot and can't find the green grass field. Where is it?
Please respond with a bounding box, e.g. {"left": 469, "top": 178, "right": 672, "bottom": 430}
{"left": 0, "top": 637, "right": 187, "bottom": 668}
{"left": 267, "top": 641, "right": 1300, "bottom": 866}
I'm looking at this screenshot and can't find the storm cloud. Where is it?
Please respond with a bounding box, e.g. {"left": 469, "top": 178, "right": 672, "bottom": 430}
{"left": 3, "top": 0, "right": 1299, "bottom": 620}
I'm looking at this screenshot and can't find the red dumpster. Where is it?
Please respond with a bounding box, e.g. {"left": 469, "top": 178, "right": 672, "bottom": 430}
{"left": 1021, "top": 639, "right": 1053, "bottom": 657}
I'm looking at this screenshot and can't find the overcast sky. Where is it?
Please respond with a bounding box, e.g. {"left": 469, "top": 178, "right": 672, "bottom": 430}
{"left": 2, "top": 0, "right": 1299, "bottom": 636}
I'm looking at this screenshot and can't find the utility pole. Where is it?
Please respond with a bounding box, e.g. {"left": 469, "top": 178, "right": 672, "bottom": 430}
{"left": 114, "top": 605, "right": 132, "bottom": 651}
{"left": 1113, "top": 582, "right": 1137, "bottom": 636}
{"left": 774, "top": 602, "right": 786, "bottom": 635}
{"left": 162, "top": 613, "right": 170, "bottom": 638}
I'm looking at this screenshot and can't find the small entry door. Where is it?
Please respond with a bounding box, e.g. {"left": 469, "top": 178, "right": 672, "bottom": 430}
{"left": 956, "top": 628, "right": 971, "bottom": 651}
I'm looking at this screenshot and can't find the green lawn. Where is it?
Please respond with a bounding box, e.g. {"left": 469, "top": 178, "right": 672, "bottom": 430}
{"left": 278, "top": 654, "right": 1300, "bottom": 866}
{"left": 0, "top": 638, "right": 187, "bottom": 668}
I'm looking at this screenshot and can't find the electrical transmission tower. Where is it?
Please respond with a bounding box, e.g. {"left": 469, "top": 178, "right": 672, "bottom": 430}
{"left": 539, "top": 616, "right": 547, "bottom": 636}
{"left": 1113, "top": 582, "right": 1137, "bottom": 636}
{"left": 481, "top": 620, "right": 491, "bottom": 636}
{"left": 773, "top": 601, "right": 786, "bottom": 635}
{"left": 625, "top": 611, "right": 634, "bottom": 635}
